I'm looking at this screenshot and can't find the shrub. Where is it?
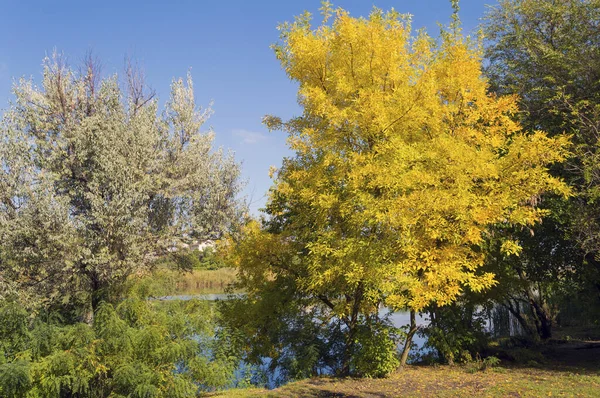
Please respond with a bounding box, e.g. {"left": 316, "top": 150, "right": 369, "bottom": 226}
{"left": 419, "top": 303, "right": 490, "bottom": 365}
{"left": 0, "top": 297, "right": 241, "bottom": 397}
{"left": 351, "top": 322, "right": 401, "bottom": 378}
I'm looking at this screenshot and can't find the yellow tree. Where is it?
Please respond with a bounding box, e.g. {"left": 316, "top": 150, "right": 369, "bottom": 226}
{"left": 227, "top": 3, "right": 570, "bottom": 376}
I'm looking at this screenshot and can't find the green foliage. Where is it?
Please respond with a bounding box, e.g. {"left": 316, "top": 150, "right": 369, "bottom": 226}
{"left": 0, "top": 361, "right": 31, "bottom": 397}
{"left": 0, "top": 302, "right": 30, "bottom": 357}
{"left": 223, "top": 1, "right": 569, "bottom": 380}
{"left": 350, "top": 322, "right": 401, "bottom": 378}
{"left": 480, "top": 203, "right": 581, "bottom": 340}
{"left": 420, "top": 303, "right": 490, "bottom": 365}
{"left": 483, "top": 0, "right": 600, "bottom": 337}
{"left": 123, "top": 270, "right": 179, "bottom": 300}
{"left": 464, "top": 355, "right": 500, "bottom": 373}
{"left": 0, "top": 296, "right": 241, "bottom": 397}
{"left": 170, "top": 251, "right": 203, "bottom": 272}
{"left": 198, "top": 248, "right": 227, "bottom": 270}
{"left": 219, "top": 280, "right": 338, "bottom": 384}
{"left": 163, "top": 248, "right": 227, "bottom": 272}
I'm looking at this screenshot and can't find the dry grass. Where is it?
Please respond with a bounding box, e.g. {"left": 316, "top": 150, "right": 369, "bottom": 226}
{"left": 172, "top": 267, "right": 238, "bottom": 294}
{"left": 207, "top": 365, "right": 600, "bottom": 397}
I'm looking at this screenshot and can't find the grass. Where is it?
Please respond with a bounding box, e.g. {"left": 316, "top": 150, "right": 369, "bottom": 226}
{"left": 206, "top": 365, "right": 600, "bottom": 397}
{"left": 172, "top": 267, "right": 238, "bottom": 294}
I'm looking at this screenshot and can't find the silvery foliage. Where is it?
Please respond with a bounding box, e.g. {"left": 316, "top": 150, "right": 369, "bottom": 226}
{"left": 0, "top": 53, "right": 245, "bottom": 307}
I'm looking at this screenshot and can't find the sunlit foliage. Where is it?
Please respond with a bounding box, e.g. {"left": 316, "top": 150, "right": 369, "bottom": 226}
{"left": 0, "top": 288, "right": 241, "bottom": 397}
{"left": 225, "top": 2, "right": 570, "bottom": 376}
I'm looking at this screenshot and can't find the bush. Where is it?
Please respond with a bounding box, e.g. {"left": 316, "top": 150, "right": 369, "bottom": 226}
{"left": 0, "top": 297, "right": 241, "bottom": 397}
{"left": 156, "top": 248, "right": 228, "bottom": 273}
{"left": 351, "top": 322, "right": 401, "bottom": 378}
{"left": 198, "top": 247, "right": 227, "bottom": 270}
{"left": 172, "top": 250, "right": 202, "bottom": 272}
{"left": 0, "top": 361, "right": 31, "bottom": 398}
{"left": 465, "top": 355, "right": 501, "bottom": 373}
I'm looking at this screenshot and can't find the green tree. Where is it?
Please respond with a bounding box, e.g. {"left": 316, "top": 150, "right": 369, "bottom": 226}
{"left": 482, "top": 206, "right": 581, "bottom": 340}
{"left": 483, "top": 0, "right": 600, "bottom": 332}
{"left": 0, "top": 53, "right": 245, "bottom": 320}
{"left": 225, "top": 3, "right": 569, "bottom": 377}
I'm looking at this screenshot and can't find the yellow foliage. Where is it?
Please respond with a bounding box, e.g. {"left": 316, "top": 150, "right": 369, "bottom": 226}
{"left": 241, "top": 5, "right": 570, "bottom": 313}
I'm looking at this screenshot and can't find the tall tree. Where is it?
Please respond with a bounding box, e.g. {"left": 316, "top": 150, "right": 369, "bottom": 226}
{"left": 0, "top": 53, "right": 244, "bottom": 319}
{"left": 226, "top": 3, "right": 569, "bottom": 376}
{"left": 483, "top": 0, "right": 600, "bottom": 332}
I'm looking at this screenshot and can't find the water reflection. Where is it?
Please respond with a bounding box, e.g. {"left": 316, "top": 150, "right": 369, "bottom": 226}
{"left": 162, "top": 293, "right": 431, "bottom": 389}
{"left": 160, "top": 294, "right": 429, "bottom": 332}
{"left": 157, "top": 293, "right": 242, "bottom": 301}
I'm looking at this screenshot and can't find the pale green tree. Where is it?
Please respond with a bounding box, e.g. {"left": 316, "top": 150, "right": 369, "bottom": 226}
{"left": 0, "top": 53, "right": 244, "bottom": 319}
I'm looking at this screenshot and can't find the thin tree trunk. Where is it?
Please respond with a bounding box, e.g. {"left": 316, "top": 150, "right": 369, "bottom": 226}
{"left": 400, "top": 310, "right": 417, "bottom": 366}
{"left": 340, "top": 282, "right": 364, "bottom": 376}
{"left": 84, "top": 272, "right": 103, "bottom": 325}
{"left": 341, "top": 322, "right": 357, "bottom": 376}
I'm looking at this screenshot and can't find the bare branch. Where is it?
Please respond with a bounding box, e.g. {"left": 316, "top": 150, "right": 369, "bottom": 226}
{"left": 79, "top": 50, "right": 103, "bottom": 115}
{"left": 125, "top": 56, "right": 156, "bottom": 114}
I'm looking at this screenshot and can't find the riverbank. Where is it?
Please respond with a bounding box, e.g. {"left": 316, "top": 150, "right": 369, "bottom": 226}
{"left": 203, "top": 330, "right": 600, "bottom": 398}
{"left": 207, "top": 364, "right": 600, "bottom": 397}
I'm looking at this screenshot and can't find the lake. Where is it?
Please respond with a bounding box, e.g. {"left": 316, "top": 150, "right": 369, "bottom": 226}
{"left": 160, "top": 293, "right": 431, "bottom": 388}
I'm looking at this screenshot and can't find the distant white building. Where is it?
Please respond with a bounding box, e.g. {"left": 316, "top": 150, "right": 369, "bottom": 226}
{"left": 166, "top": 239, "right": 216, "bottom": 253}
{"left": 196, "top": 240, "right": 216, "bottom": 252}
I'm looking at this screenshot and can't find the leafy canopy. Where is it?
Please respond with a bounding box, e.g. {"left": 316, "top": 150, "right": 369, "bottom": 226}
{"left": 259, "top": 4, "right": 569, "bottom": 311}
{"left": 482, "top": 0, "right": 600, "bottom": 336}
{"left": 224, "top": 3, "right": 570, "bottom": 378}
{"left": 484, "top": 0, "right": 600, "bottom": 259}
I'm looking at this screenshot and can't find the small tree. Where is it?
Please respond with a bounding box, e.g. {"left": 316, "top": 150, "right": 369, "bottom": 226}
{"left": 0, "top": 53, "right": 245, "bottom": 319}
{"left": 227, "top": 2, "right": 569, "bottom": 376}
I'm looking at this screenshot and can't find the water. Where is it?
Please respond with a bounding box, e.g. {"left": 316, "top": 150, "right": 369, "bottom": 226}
{"left": 160, "top": 293, "right": 431, "bottom": 389}
{"left": 159, "top": 293, "right": 429, "bottom": 331}
{"left": 156, "top": 293, "right": 236, "bottom": 301}
{"left": 387, "top": 309, "right": 429, "bottom": 348}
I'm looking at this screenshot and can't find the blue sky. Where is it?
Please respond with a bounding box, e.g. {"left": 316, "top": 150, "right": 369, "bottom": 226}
{"left": 0, "top": 0, "right": 492, "bottom": 215}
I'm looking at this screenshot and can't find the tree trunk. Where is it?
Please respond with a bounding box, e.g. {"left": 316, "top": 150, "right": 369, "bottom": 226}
{"left": 515, "top": 268, "right": 553, "bottom": 340}
{"left": 502, "top": 299, "right": 536, "bottom": 338}
{"left": 584, "top": 253, "right": 600, "bottom": 303}
{"left": 400, "top": 310, "right": 417, "bottom": 366}
{"left": 520, "top": 281, "right": 553, "bottom": 340}
{"left": 340, "top": 322, "right": 357, "bottom": 376}
{"left": 340, "top": 282, "right": 364, "bottom": 376}
{"left": 83, "top": 273, "right": 104, "bottom": 325}
{"left": 529, "top": 298, "right": 553, "bottom": 340}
